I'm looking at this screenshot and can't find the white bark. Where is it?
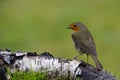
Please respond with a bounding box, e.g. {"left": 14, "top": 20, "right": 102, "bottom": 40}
{"left": 0, "top": 49, "right": 117, "bottom": 80}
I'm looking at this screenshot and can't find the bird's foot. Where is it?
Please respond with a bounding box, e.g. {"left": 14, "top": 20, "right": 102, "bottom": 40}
{"left": 73, "top": 55, "right": 80, "bottom": 59}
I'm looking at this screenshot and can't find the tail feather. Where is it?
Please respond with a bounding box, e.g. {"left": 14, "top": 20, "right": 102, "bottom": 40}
{"left": 91, "top": 55, "right": 103, "bottom": 70}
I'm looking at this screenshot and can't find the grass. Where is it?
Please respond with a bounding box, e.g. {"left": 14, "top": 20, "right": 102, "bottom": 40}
{"left": 9, "top": 71, "right": 46, "bottom": 80}
{"left": 7, "top": 69, "right": 70, "bottom": 80}
{"left": 7, "top": 68, "right": 46, "bottom": 80}
{"left": 0, "top": 0, "right": 120, "bottom": 79}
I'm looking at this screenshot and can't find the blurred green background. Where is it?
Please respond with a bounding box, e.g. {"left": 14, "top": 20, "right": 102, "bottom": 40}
{"left": 0, "top": 0, "right": 120, "bottom": 78}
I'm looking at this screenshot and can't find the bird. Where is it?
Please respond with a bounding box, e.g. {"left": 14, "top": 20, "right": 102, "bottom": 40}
{"left": 67, "top": 22, "right": 103, "bottom": 70}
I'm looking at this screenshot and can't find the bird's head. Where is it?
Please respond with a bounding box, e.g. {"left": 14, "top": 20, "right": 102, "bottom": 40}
{"left": 67, "top": 22, "right": 86, "bottom": 32}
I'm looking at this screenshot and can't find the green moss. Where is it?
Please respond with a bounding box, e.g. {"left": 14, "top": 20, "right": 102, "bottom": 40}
{"left": 0, "top": 0, "right": 119, "bottom": 78}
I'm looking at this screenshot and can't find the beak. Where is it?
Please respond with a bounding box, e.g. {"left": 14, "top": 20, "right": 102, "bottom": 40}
{"left": 66, "top": 26, "right": 72, "bottom": 29}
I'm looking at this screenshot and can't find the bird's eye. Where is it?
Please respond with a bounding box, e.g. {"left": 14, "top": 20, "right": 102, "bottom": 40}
{"left": 73, "top": 25, "right": 77, "bottom": 27}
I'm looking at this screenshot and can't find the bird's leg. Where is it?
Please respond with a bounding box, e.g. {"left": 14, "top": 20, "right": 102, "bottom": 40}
{"left": 73, "top": 55, "right": 80, "bottom": 59}
{"left": 87, "top": 54, "right": 89, "bottom": 64}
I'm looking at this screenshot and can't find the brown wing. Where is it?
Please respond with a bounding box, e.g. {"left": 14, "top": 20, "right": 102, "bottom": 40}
{"left": 72, "top": 31, "right": 97, "bottom": 56}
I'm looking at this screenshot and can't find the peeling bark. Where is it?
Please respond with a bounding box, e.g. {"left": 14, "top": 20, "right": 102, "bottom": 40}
{"left": 0, "top": 49, "right": 117, "bottom": 80}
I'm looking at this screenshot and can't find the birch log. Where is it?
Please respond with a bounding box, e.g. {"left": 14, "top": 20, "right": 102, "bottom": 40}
{"left": 0, "top": 49, "right": 117, "bottom": 80}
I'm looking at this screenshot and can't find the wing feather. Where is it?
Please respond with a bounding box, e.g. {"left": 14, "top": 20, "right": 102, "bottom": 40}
{"left": 72, "top": 31, "right": 97, "bottom": 56}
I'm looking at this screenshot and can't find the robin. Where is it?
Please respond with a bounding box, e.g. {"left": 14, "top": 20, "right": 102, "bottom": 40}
{"left": 67, "top": 22, "right": 103, "bottom": 70}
